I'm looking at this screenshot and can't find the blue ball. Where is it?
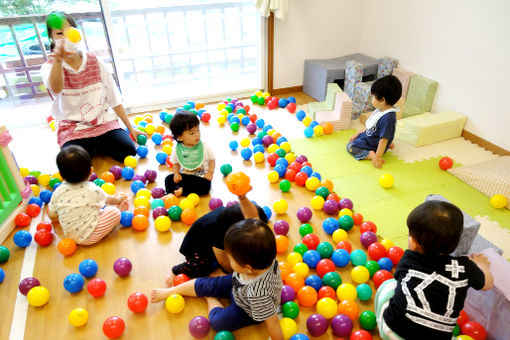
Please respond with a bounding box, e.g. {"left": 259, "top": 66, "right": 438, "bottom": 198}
{"left": 229, "top": 141, "right": 239, "bottom": 151}
{"left": 121, "top": 167, "right": 135, "bottom": 180}
{"left": 230, "top": 116, "right": 240, "bottom": 124}
{"left": 253, "top": 144, "right": 265, "bottom": 154}
{"left": 63, "top": 273, "right": 85, "bottom": 293}
{"left": 278, "top": 98, "right": 289, "bottom": 108}
{"left": 79, "top": 259, "right": 98, "bottom": 278}
{"left": 251, "top": 138, "right": 262, "bottom": 146}
{"left": 227, "top": 103, "right": 235, "bottom": 111}
{"left": 302, "top": 250, "right": 321, "bottom": 268}
{"left": 263, "top": 206, "right": 272, "bottom": 220}
{"left": 241, "top": 148, "right": 252, "bottom": 160}
{"left": 197, "top": 109, "right": 205, "bottom": 118}
{"left": 322, "top": 217, "right": 339, "bottom": 235}
{"left": 138, "top": 121, "right": 148, "bottom": 128}
{"left": 130, "top": 180, "right": 145, "bottom": 194}
{"left": 275, "top": 158, "right": 288, "bottom": 169}
{"left": 152, "top": 133, "right": 163, "bottom": 145}
{"left": 256, "top": 119, "right": 265, "bottom": 128}
{"left": 276, "top": 136, "right": 288, "bottom": 145}
{"left": 304, "top": 126, "right": 314, "bottom": 138}
{"left": 53, "top": 182, "right": 61, "bottom": 191}
{"left": 0, "top": 268, "right": 4, "bottom": 283}
{"left": 356, "top": 283, "right": 373, "bottom": 301}
{"left": 120, "top": 211, "right": 134, "bottom": 227}
{"left": 305, "top": 274, "right": 323, "bottom": 291}
{"left": 290, "top": 334, "right": 310, "bottom": 340}
{"left": 300, "top": 166, "right": 313, "bottom": 176}
{"left": 186, "top": 101, "right": 195, "bottom": 109}
{"left": 274, "top": 164, "right": 286, "bottom": 177}
{"left": 310, "top": 120, "right": 319, "bottom": 128}
{"left": 159, "top": 111, "right": 167, "bottom": 121}
{"left": 296, "top": 110, "right": 306, "bottom": 121}
{"left": 263, "top": 125, "right": 273, "bottom": 133}
{"left": 137, "top": 145, "right": 149, "bottom": 158}
{"left": 39, "top": 190, "right": 53, "bottom": 203}
{"left": 378, "top": 257, "right": 394, "bottom": 272}
{"left": 175, "top": 108, "right": 185, "bottom": 114}
{"left": 29, "top": 197, "right": 43, "bottom": 207}
{"left": 156, "top": 151, "right": 168, "bottom": 165}
{"left": 332, "top": 249, "right": 351, "bottom": 267}
{"left": 310, "top": 172, "right": 321, "bottom": 181}
{"left": 241, "top": 116, "right": 251, "bottom": 126}
{"left": 287, "top": 96, "right": 296, "bottom": 104}
{"left": 14, "top": 230, "right": 32, "bottom": 248}
{"left": 350, "top": 249, "right": 368, "bottom": 266}
{"left": 227, "top": 113, "right": 235, "bottom": 122}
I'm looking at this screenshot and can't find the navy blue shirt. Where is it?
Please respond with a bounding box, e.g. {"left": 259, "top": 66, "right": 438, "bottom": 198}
{"left": 351, "top": 111, "right": 396, "bottom": 152}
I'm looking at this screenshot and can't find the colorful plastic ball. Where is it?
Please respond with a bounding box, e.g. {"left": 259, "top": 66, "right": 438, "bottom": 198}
{"left": 299, "top": 223, "right": 313, "bottom": 237}
{"left": 282, "top": 301, "right": 300, "bottom": 319}
{"left": 338, "top": 198, "right": 353, "bottom": 210}
{"left": 332, "top": 229, "right": 348, "bottom": 243}
{"left": 275, "top": 235, "right": 289, "bottom": 254}
{"left": 322, "top": 199, "right": 338, "bottom": 215}
{"left": 293, "top": 262, "right": 309, "bottom": 278}
{"left": 36, "top": 222, "right": 52, "bottom": 232}
{"left": 172, "top": 273, "right": 190, "bottom": 286}
{"left": 330, "top": 314, "right": 353, "bottom": 337}
{"left": 154, "top": 216, "right": 171, "bottom": 232}
{"left": 306, "top": 314, "right": 328, "bottom": 337}
{"left": 304, "top": 274, "right": 323, "bottom": 291}
{"left": 279, "top": 317, "right": 298, "bottom": 340}
{"left": 128, "top": 292, "right": 148, "bottom": 313}
{"left": 57, "top": 238, "right": 77, "bottom": 256}
{"left": 164, "top": 293, "right": 185, "bottom": 313}
{"left": 364, "top": 260, "right": 380, "bottom": 277}
{"left": 439, "top": 156, "right": 454, "bottom": 170}
{"left": 121, "top": 166, "right": 135, "bottom": 180}
{"left": 136, "top": 145, "right": 149, "bottom": 158}
{"left": 49, "top": 177, "right": 61, "bottom": 189}
{"left": 360, "top": 220, "right": 377, "bottom": 233}
{"left": 322, "top": 271, "right": 342, "bottom": 289}
{"left": 14, "top": 230, "right": 32, "bottom": 248}
{"left": 293, "top": 243, "right": 308, "bottom": 256}
{"left": 350, "top": 249, "right": 368, "bottom": 266}
{"left": 226, "top": 172, "right": 251, "bottom": 196}
{"left": 360, "top": 231, "right": 378, "bottom": 248}
{"left": 279, "top": 179, "right": 291, "bottom": 192}
{"left": 130, "top": 180, "right": 145, "bottom": 194}
{"left": 103, "top": 316, "right": 125, "bottom": 339}
{"left": 29, "top": 197, "right": 43, "bottom": 207}
{"left": 460, "top": 321, "right": 487, "bottom": 340}
{"left": 356, "top": 283, "right": 373, "bottom": 301}
{"left": 274, "top": 220, "right": 290, "bottom": 235}
{"left": 490, "top": 194, "right": 508, "bottom": 209}
{"left": 113, "top": 257, "right": 132, "bottom": 277}
{"left": 273, "top": 199, "right": 288, "bottom": 214}
{"left": 352, "top": 212, "right": 364, "bottom": 225}
{"left": 338, "top": 208, "right": 353, "bottom": 217}
{"left": 214, "top": 330, "right": 234, "bottom": 340}
{"left": 79, "top": 259, "right": 98, "bottom": 278}
{"left": 351, "top": 266, "right": 370, "bottom": 284}
{"left": 39, "top": 190, "right": 52, "bottom": 203}
{"left": 336, "top": 240, "right": 352, "bottom": 253}
{"left": 387, "top": 246, "right": 404, "bottom": 265}
{"left": 240, "top": 147, "right": 252, "bottom": 160}
{"left": 316, "top": 242, "right": 334, "bottom": 259}
{"left": 358, "top": 310, "right": 377, "bottom": 330}
{"left": 303, "top": 126, "right": 314, "bottom": 138}
{"left": 27, "top": 286, "right": 50, "bottom": 307}
{"left": 189, "top": 316, "right": 210, "bottom": 338}
{"left": 316, "top": 259, "right": 335, "bottom": 278}
{"left": 101, "top": 182, "right": 116, "bottom": 195}
{"left": 155, "top": 151, "right": 168, "bottom": 165}
{"left": 302, "top": 233, "right": 320, "bottom": 250}
{"left": 94, "top": 178, "right": 106, "bottom": 187}
{"left": 15, "top": 213, "right": 31, "bottom": 228}
{"left": 132, "top": 214, "right": 149, "bottom": 231}
{"left": 297, "top": 285, "right": 318, "bottom": 307}
{"left": 281, "top": 284, "right": 296, "bottom": 303}
{"left": 19, "top": 277, "right": 41, "bottom": 295}
{"left": 208, "top": 197, "right": 223, "bottom": 210}
{"left": 379, "top": 173, "right": 394, "bottom": 188}
{"left": 120, "top": 211, "right": 134, "bottom": 227}
{"left": 87, "top": 278, "right": 106, "bottom": 297}
{"left": 373, "top": 270, "right": 394, "bottom": 288}
{"left": 267, "top": 170, "right": 279, "bottom": 183}
{"left": 322, "top": 217, "right": 338, "bottom": 235}
{"left": 302, "top": 250, "right": 321, "bottom": 268}
{"left": 373, "top": 254, "right": 392, "bottom": 271}
{"left": 305, "top": 177, "right": 320, "bottom": 191}
{"left": 285, "top": 273, "right": 305, "bottom": 293}
{"left": 63, "top": 273, "right": 85, "bottom": 293}
{"left": 457, "top": 336, "right": 475, "bottom": 340}
{"left": 69, "top": 307, "right": 88, "bottom": 327}
{"left": 316, "top": 297, "right": 337, "bottom": 319}
{"left": 124, "top": 155, "right": 137, "bottom": 168}
{"left": 381, "top": 239, "right": 394, "bottom": 250}
{"left": 350, "top": 329, "right": 373, "bottom": 340}
{"left": 253, "top": 152, "right": 265, "bottom": 163}
{"left": 457, "top": 310, "right": 469, "bottom": 327}
{"left": 26, "top": 203, "right": 41, "bottom": 218}
{"left": 332, "top": 249, "right": 351, "bottom": 267}
{"left": 274, "top": 164, "right": 287, "bottom": 178}
{"left": 310, "top": 195, "right": 325, "bottom": 210}
{"left": 338, "top": 299, "right": 359, "bottom": 321}
{"left": 295, "top": 172, "right": 308, "bottom": 186}
{"left": 338, "top": 215, "right": 354, "bottom": 231}
{"left": 296, "top": 207, "right": 312, "bottom": 222}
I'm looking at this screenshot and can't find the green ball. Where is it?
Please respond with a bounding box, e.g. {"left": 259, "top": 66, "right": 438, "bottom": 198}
{"left": 257, "top": 131, "right": 267, "bottom": 139}
{"left": 275, "top": 148, "right": 286, "bottom": 158}
{"left": 0, "top": 245, "right": 10, "bottom": 263}
{"left": 338, "top": 215, "right": 354, "bottom": 231}
{"left": 282, "top": 301, "right": 299, "bottom": 319}
{"left": 168, "top": 205, "right": 182, "bottom": 221}
{"left": 316, "top": 241, "right": 334, "bottom": 259}
{"left": 230, "top": 122, "right": 240, "bottom": 132}
{"left": 164, "top": 113, "right": 173, "bottom": 124}
{"left": 137, "top": 134, "right": 147, "bottom": 145}
{"left": 49, "top": 178, "right": 61, "bottom": 189}
{"left": 137, "top": 126, "right": 146, "bottom": 133}
{"left": 315, "top": 186, "right": 330, "bottom": 199}
{"left": 452, "top": 324, "right": 460, "bottom": 337}
{"left": 356, "top": 283, "right": 372, "bottom": 301}
{"left": 257, "top": 97, "right": 265, "bottom": 105}
{"left": 93, "top": 178, "right": 105, "bottom": 187}
{"left": 359, "top": 310, "right": 377, "bottom": 330}
{"left": 279, "top": 179, "right": 291, "bottom": 192}
{"left": 322, "top": 271, "right": 342, "bottom": 289}
{"left": 189, "top": 109, "right": 197, "bottom": 115}
{"left": 214, "top": 330, "right": 235, "bottom": 340}
{"left": 364, "top": 260, "right": 380, "bottom": 277}
{"left": 237, "top": 108, "right": 246, "bottom": 115}
{"left": 225, "top": 106, "right": 233, "bottom": 113}
{"left": 46, "top": 12, "right": 64, "bottom": 29}
{"left": 299, "top": 223, "right": 313, "bottom": 237}
{"left": 293, "top": 243, "right": 308, "bottom": 256}
{"left": 220, "top": 164, "right": 233, "bottom": 176}
{"left": 183, "top": 104, "right": 192, "bottom": 110}
{"left": 251, "top": 95, "right": 258, "bottom": 103}
{"left": 29, "top": 170, "right": 41, "bottom": 178}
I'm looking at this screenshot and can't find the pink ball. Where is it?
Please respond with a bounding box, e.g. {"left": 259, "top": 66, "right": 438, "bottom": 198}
{"left": 89, "top": 172, "right": 98, "bottom": 181}
{"left": 188, "top": 316, "right": 210, "bottom": 338}
{"left": 132, "top": 174, "right": 147, "bottom": 184}
{"left": 262, "top": 135, "right": 273, "bottom": 147}
{"left": 247, "top": 123, "right": 257, "bottom": 134}
{"left": 297, "top": 207, "right": 313, "bottom": 223}
{"left": 208, "top": 197, "right": 223, "bottom": 210}
{"left": 152, "top": 207, "right": 168, "bottom": 219}
{"left": 144, "top": 169, "right": 157, "bottom": 182}
{"left": 109, "top": 166, "right": 122, "bottom": 180}
{"left": 19, "top": 277, "right": 41, "bottom": 295}
{"left": 151, "top": 187, "right": 165, "bottom": 199}
{"left": 338, "top": 198, "right": 353, "bottom": 210}
{"left": 226, "top": 200, "right": 237, "bottom": 208}
{"left": 296, "top": 155, "right": 308, "bottom": 163}
{"left": 322, "top": 199, "right": 339, "bottom": 215}
{"left": 113, "top": 257, "right": 132, "bottom": 277}
{"left": 360, "top": 231, "right": 378, "bottom": 248}
{"left": 273, "top": 220, "right": 289, "bottom": 235}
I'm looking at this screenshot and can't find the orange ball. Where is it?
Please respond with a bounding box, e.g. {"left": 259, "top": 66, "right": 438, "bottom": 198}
{"left": 337, "top": 299, "right": 359, "bottom": 321}
{"left": 322, "top": 123, "right": 333, "bottom": 135}
{"left": 297, "top": 285, "right": 318, "bottom": 307}
{"left": 164, "top": 195, "right": 180, "bottom": 208}
{"left": 279, "top": 262, "right": 293, "bottom": 281}
{"left": 284, "top": 273, "right": 305, "bottom": 293}
{"left": 155, "top": 125, "right": 165, "bottom": 134}
{"left": 100, "top": 171, "right": 115, "bottom": 184}
{"left": 132, "top": 214, "right": 149, "bottom": 231}
{"left": 195, "top": 103, "right": 205, "bottom": 110}
{"left": 134, "top": 206, "right": 150, "bottom": 218}
{"left": 352, "top": 213, "right": 364, "bottom": 225}
{"left": 272, "top": 132, "right": 282, "bottom": 143}
{"left": 181, "top": 209, "right": 197, "bottom": 225}
{"left": 275, "top": 235, "right": 289, "bottom": 254}
{"left": 321, "top": 179, "right": 334, "bottom": 192}
{"left": 162, "top": 139, "right": 173, "bottom": 147}
{"left": 58, "top": 238, "right": 77, "bottom": 256}
{"left": 225, "top": 172, "right": 251, "bottom": 196}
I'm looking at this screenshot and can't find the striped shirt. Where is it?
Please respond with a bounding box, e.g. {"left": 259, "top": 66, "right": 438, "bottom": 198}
{"left": 232, "top": 260, "right": 282, "bottom": 322}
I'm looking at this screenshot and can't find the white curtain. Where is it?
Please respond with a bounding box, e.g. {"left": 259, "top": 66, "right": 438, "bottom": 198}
{"left": 255, "top": 0, "right": 288, "bottom": 20}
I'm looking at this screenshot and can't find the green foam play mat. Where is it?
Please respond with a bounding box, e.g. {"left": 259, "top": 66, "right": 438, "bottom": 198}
{"left": 290, "top": 130, "right": 510, "bottom": 249}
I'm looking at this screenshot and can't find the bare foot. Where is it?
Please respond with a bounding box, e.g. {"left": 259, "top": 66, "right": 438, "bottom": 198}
{"left": 174, "top": 187, "right": 183, "bottom": 197}
{"left": 150, "top": 288, "right": 174, "bottom": 303}
{"left": 119, "top": 199, "right": 129, "bottom": 212}
{"left": 166, "top": 268, "right": 175, "bottom": 287}
{"left": 389, "top": 142, "right": 395, "bottom": 149}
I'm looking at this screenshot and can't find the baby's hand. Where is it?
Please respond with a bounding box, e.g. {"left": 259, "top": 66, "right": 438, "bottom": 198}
{"left": 174, "top": 172, "right": 182, "bottom": 183}
{"left": 371, "top": 155, "right": 384, "bottom": 168}
{"left": 204, "top": 172, "right": 213, "bottom": 181}
{"left": 116, "top": 192, "right": 127, "bottom": 202}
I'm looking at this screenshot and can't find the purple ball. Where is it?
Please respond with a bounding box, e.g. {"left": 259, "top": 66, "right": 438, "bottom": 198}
{"left": 208, "top": 197, "right": 223, "bottom": 211}
{"left": 109, "top": 165, "right": 122, "bottom": 180}
{"left": 25, "top": 175, "right": 38, "bottom": 185}
{"left": 144, "top": 169, "right": 157, "bottom": 183}
{"left": 235, "top": 101, "right": 243, "bottom": 107}
{"left": 226, "top": 200, "right": 237, "bottom": 208}
{"left": 281, "top": 284, "right": 296, "bottom": 303}
{"left": 296, "top": 155, "right": 308, "bottom": 163}
{"left": 323, "top": 199, "right": 338, "bottom": 215}
{"left": 331, "top": 314, "right": 353, "bottom": 337}
{"left": 188, "top": 316, "right": 210, "bottom": 338}
{"left": 273, "top": 220, "right": 290, "bottom": 235}
{"left": 262, "top": 135, "right": 274, "bottom": 147}
{"left": 247, "top": 123, "right": 257, "bottom": 134}
{"left": 19, "top": 277, "right": 41, "bottom": 295}
{"left": 113, "top": 257, "right": 132, "bottom": 277}
{"left": 338, "top": 198, "right": 353, "bottom": 210}
{"left": 306, "top": 313, "right": 328, "bottom": 337}
{"left": 231, "top": 99, "right": 238, "bottom": 105}
{"left": 89, "top": 172, "right": 98, "bottom": 181}
{"left": 360, "top": 231, "right": 378, "bottom": 248}
{"left": 152, "top": 207, "right": 168, "bottom": 219}
{"left": 297, "top": 207, "right": 312, "bottom": 223}
{"left": 132, "top": 174, "right": 147, "bottom": 184}
{"left": 151, "top": 187, "right": 165, "bottom": 199}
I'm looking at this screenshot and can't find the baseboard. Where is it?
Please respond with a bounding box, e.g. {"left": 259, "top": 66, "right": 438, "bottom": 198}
{"left": 272, "top": 86, "right": 303, "bottom": 96}
{"left": 461, "top": 130, "right": 510, "bottom": 156}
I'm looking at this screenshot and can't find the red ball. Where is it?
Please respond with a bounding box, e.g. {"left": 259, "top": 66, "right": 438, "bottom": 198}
{"left": 460, "top": 321, "right": 486, "bottom": 340}
{"left": 302, "top": 161, "right": 313, "bottom": 168}
{"left": 201, "top": 112, "right": 211, "bottom": 122}
{"left": 318, "top": 286, "right": 336, "bottom": 300}
{"left": 87, "top": 278, "right": 107, "bottom": 297}
{"left": 457, "top": 309, "right": 469, "bottom": 327}
{"left": 36, "top": 222, "right": 52, "bottom": 232}
{"left": 174, "top": 273, "right": 190, "bottom": 286}
{"left": 360, "top": 221, "right": 377, "bottom": 233}
{"left": 350, "top": 330, "right": 373, "bottom": 340}
{"left": 285, "top": 169, "right": 297, "bottom": 181}
{"left": 295, "top": 172, "right": 309, "bottom": 186}
{"left": 265, "top": 96, "right": 272, "bottom": 104}
{"left": 439, "top": 156, "right": 453, "bottom": 170}
{"left": 162, "top": 134, "right": 173, "bottom": 140}
{"left": 267, "top": 153, "right": 279, "bottom": 166}
{"left": 249, "top": 114, "right": 257, "bottom": 122}
{"left": 373, "top": 270, "right": 394, "bottom": 288}
{"left": 165, "top": 156, "right": 173, "bottom": 168}
{"left": 127, "top": 292, "right": 148, "bottom": 313}
{"left": 387, "top": 246, "right": 404, "bottom": 265}
{"left": 352, "top": 212, "right": 363, "bottom": 225}
{"left": 103, "top": 316, "right": 125, "bottom": 338}
{"left": 316, "top": 259, "right": 336, "bottom": 278}
{"left": 34, "top": 230, "right": 52, "bottom": 246}
{"left": 15, "top": 213, "right": 31, "bottom": 228}
{"left": 302, "top": 233, "right": 320, "bottom": 250}
{"left": 289, "top": 161, "right": 303, "bottom": 172}
{"left": 46, "top": 115, "right": 55, "bottom": 123}
{"left": 336, "top": 240, "right": 352, "bottom": 253}
{"left": 327, "top": 193, "right": 340, "bottom": 202}
{"left": 267, "top": 101, "right": 277, "bottom": 110}
{"left": 287, "top": 102, "right": 297, "bottom": 113}
{"left": 26, "top": 204, "right": 41, "bottom": 217}
{"left": 244, "top": 105, "right": 250, "bottom": 113}
{"left": 367, "top": 242, "right": 387, "bottom": 261}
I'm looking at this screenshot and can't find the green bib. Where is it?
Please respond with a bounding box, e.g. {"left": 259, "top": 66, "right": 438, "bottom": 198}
{"left": 176, "top": 141, "right": 204, "bottom": 170}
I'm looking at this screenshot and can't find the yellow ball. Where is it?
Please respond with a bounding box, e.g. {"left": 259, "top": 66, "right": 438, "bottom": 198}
{"left": 220, "top": 109, "right": 229, "bottom": 117}
{"left": 20, "top": 167, "right": 30, "bottom": 177}
{"left": 155, "top": 216, "right": 171, "bottom": 232}
{"left": 145, "top": 124, "right": 155, "bottom": 135}
{"left": 305, "top": 177, "right": 320, "bottom": 191}
{"left": 240, "top": 138, "right": 250, "bottom": 148}
{"left": 134, "top": 116, "right": 143, "bottom": 125}
{"left": 287, "top": 252, "right": 303, "bottom": 267}
{"left": 292, "top": 262, "right": 309, "bottom": 278}
{"left": 217, "top": 103, "right": 226, "bottom": 111}
{"left": 303, "top": 116, "right": 312, "bottom": 126}
{"left": 316, "top": 297, "right": 337, "bottom": 319}
{"left": 38, "top": 174, "right": 51, "bottom": 187}
{"left": 279, "top": 317, "right": 297, "bottom": 340}
{"left": 30, "top": 184, "right": 40, "bottom": 196}
{"left": 179, "top": 198, "right": 194, "bottom": 211}
{"left": 268, "top": 171, "right": 279, "bottom": 183}
{"left": 162, "top": 145, "right": 172, "bottom": 155}
{"left": 332, "top": 229, "right": 348, "bottom": 243}
{"left": 338, "top": 208, "right": 353, "bottom": 217}
{"left": 285, "top": 153, "right": 296, "bottom": 164}
{"left": 27, "top": 286, "right": 50, "bottom": 307}
{"left": 101, "top": 182, "right": 116, "bottom": 195}
{"left": 457, "top": 336, "right": 475, "bottom": 340}
{"left": 262, "top": 91, "right": 270, "bottom": 98}
{"left": 217, "top": 116, "right": 227, "bottom": 124}
{"left": 65, "top": 27, "right": 81, "bottom": 43}
{"left": 336, "top": 283, "right": 357, "bottom": 301}
{"left": 310, "top": 195, "right": 325, "bottom": 210}
{"left": 135, "top": 188, "right": 151, "bottom": 199}
{"left": 280, "top": 142, "right": 291, "bottom": 153}
{"left": 313, "top": 125, "right": 324, "bottom": 136}
{"left": 49, "top": 120, "right": 56, "bottom": 130}
{"left": 238, "top": 113, "right": 245, "bottom": 120}
{"left": 52, "top": 172, "right": 63, "bottom": 181}
{"left": 165, "top": 294, "right": 185, "bottom": 313}
{"left": 69, "top": 308, "right": 88, "bottom": 327}
{"left": 379, "top": 173, "right": 394, "bottom": 188}
{"left": 133, "top": 196, "right": 150, "bottom": 208}
{"left": 267, "top": 129, "right": 276, "bottom": 136}
{"left": 273, "top": 199, "right": 288, "bottom": 214}
{"left": 267, "top": 144, "right": 279, "bottom": 154}
{"left": 381, "top": 239, "right": 394, "bottom": 251}
{"left": 490, "top": 194, "right": 507, "bottom": 209}
{"left": 255, "top": 90, "right": 263, "bottom": 97}
{"left": 351, "top": 266, "right": 370, "bottom": 284}
{"left": 254, "top": 152, "right": 265, "bottom": 163}
{"left": 187, "top": 193, "right": 200, "bottom": 206}
{"left": 124, "top": 155, "right": 137, "bottom": 168}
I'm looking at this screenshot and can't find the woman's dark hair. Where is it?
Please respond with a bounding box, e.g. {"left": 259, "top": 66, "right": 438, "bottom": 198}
{"left": 224, "top": 219, "right": 276, "bottom": 270}
{"left": 169, "top": 111, "right": 200, "bottom": 141}
{"left": 407, "top": 200, "right": 464, "bottom": 255}
{"left": 56, "top": 145, "right": 91, "bottom": 183}
{"left": 371, "top": 75, "right": 402, "bottom": 106}
{"left": 46, "top": 12, "right": 78, "bottom": 51}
